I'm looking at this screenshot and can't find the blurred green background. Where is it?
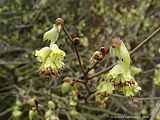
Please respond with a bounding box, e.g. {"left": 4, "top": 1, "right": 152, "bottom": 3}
{"left": 0, "top": 0, "right": 160, "bottom": 120}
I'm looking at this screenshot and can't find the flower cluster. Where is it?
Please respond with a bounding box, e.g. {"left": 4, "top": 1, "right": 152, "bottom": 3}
{"left": 96, "top": 37, "right": 141, "bottom": 107}
{"left": 35, "top": 18, "right": 65, "bottom": 76}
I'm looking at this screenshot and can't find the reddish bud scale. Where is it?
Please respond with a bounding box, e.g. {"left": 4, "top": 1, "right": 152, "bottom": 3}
{"left": 112, "top": 37, "right": 122, "bottom": 48}
{"left": 72, "top": 37, "right": 80, "bottom": 45}
{"left": 100, "top": 47, "right": 109, "bottom": 56}
{"left": 55, "top": 18, "right": 64, "bottom": 29}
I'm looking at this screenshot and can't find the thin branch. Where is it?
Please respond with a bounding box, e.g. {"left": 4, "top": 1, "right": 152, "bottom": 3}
{"left": 84, "top": 61, "right": 100, "bottom": 77}
{"left": 74, "top": 45, "right": 85, "bottom": 74}
{"left": 72, "top": 78, "right": 85, "bottom": 84}
{"left": 63, "top": 26, "right": 85, "bottom": 75}
{"left": 130, "top": 26, "right": 160, "bottom": 55}
{"left": 87, "top": 64, "right": 116, "bottom": 80}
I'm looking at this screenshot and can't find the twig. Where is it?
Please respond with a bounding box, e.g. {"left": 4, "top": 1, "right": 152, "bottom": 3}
{"left": 87, "top": 64, "right": 116, "bottom": 80}
{"left": 74, "top": 45, "right": 85, "bottom": 74}
{"left": 63, "top": 27, "right": 85, "bottom": 75}
{"left": 130, "top": 26, "right": 160, "bottom": 55}
{"left": 84, "top": 61, "right": 100, "bottom": 76}
{"left": 72, "top": 78, "right": 85, "bottom": 84}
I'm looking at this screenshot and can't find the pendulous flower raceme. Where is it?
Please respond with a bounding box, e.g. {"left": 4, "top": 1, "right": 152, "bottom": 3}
{"left": 96, "top": 37, "right": 141, "bottom": 107}
{"left": 35, "top": 18, "right": 65, "bottom": 76}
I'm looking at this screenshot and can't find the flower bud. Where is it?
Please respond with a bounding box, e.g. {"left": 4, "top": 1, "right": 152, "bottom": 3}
{"left": 12, "top": 110, "right": 22, "bottom": 118}
{"left": 61, "top": 82, "right": 71, "bottom": 95}
{"left": 112, "top": 37, "right": 122, "bottom": 48}
{"left": 90, "top": 51, "right": 103, "bottom": 64}
{"left": 55, "top": 18, "right": 64, "bottom": 29}
{"left": 29, "top": 110, "right": 38, "bottom": 120}
{"left": 70, "top": 109, "right": 79, "bottom": 116}
{"left": 72, "top": 37, "right": 80, "bottom": 45}
{"left": 48, "top": 101, "right": 56, "bottom": 109}
{"left": 27, "top": 97, "right": 37, "bottom": 107}
{"left": 100, "top": 47, "right": 109, "bottom": 56}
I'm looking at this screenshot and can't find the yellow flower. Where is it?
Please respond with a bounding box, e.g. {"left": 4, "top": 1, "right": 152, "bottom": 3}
{"left": 35, "top": 44, "right": 65, "bottom": 76}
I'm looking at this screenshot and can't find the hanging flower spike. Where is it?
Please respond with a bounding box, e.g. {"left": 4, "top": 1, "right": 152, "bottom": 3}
{"left": 43, "top": 18, "right": 64, "bottom": 43}
{"left": 111, "top": 37, "right": 130, "bottom": 72}
{"left": 108, "top": 37, "right": 131, "bottom": 80}
{"left": 35, "top": 44, "right": 65, "bottom": 76}
{"left": 105, "top": 37, "right": 141, "bottom": 96}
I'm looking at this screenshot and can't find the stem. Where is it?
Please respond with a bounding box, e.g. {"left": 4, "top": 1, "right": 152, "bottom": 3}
{"left": 63, "top": 27, "right": 85, "bottom": 75}
{"left": 130, "top": 26, "right": 160, "bottom": 55}
{"left": 88, "top": 64, "right": 116, "bottom": 80}
{"left": 84, "top": 62, "right": 99, "bottom": 76}
{"left": 72, "top": 78, "right": 85, "bottom": 84}
{"left": 74, "top": 45, "right": 85, "bottom": 74}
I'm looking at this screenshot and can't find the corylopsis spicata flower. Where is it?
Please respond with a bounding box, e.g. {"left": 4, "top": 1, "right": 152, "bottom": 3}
{"left": 35, "top": 44, "right": 65, "bottom": 76}
{"left": 102, "top": 37, "right": 141, "bottom": 96}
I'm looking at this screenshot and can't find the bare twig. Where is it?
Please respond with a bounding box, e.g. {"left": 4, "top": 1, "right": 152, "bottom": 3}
{"left": 87, "top": 64, "right": 115, "bottom": 80}
{"left": 130, "top": 26, "right": 160, "bottom": 55}
{"left": 84, "top": 61, "right": 100, "bottom": 77}
{"left": 63, "top": 27, "right": 85, "bottom": 75}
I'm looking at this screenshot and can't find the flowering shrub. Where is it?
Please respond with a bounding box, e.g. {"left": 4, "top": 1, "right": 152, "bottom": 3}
{"left": 32, "top": 18, "right": 144, "bottom": 118}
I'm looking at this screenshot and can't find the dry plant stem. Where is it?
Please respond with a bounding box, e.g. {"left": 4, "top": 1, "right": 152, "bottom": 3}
{"left": 88, "top": 64, "right": 116, "bottom": 80}
{"left": 74, "top": 45, "right": 85, "bottom": 74}
{"left": 84, "top": 61, "right": 99, "bottom": 76}
{"left": 88, "top": 26, "right": 160, "bottom": 79}
{"left": 63, "top": 27, "right": 85, "bottom": 75}
{"left": 73, "top": 78, "right": 85, "bottom": 84}
{"left": 130, "top": 26, "right": 160, "bottom": 55}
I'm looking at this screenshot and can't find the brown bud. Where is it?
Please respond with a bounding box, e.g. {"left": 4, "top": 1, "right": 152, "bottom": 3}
{"left": 55, "top": 18, "right": 64, "bottom": 28}
{"left": 112, "top": 37, "right": 122, "bottom": 48}
{"left": 72, "top": 37, "right": 80, "bottom": 45}
{"left": 90, "top": 51, "right": 103, "bottom": 64}
{"left": 100, "top": 47, "right": 109, "bottom": 56}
